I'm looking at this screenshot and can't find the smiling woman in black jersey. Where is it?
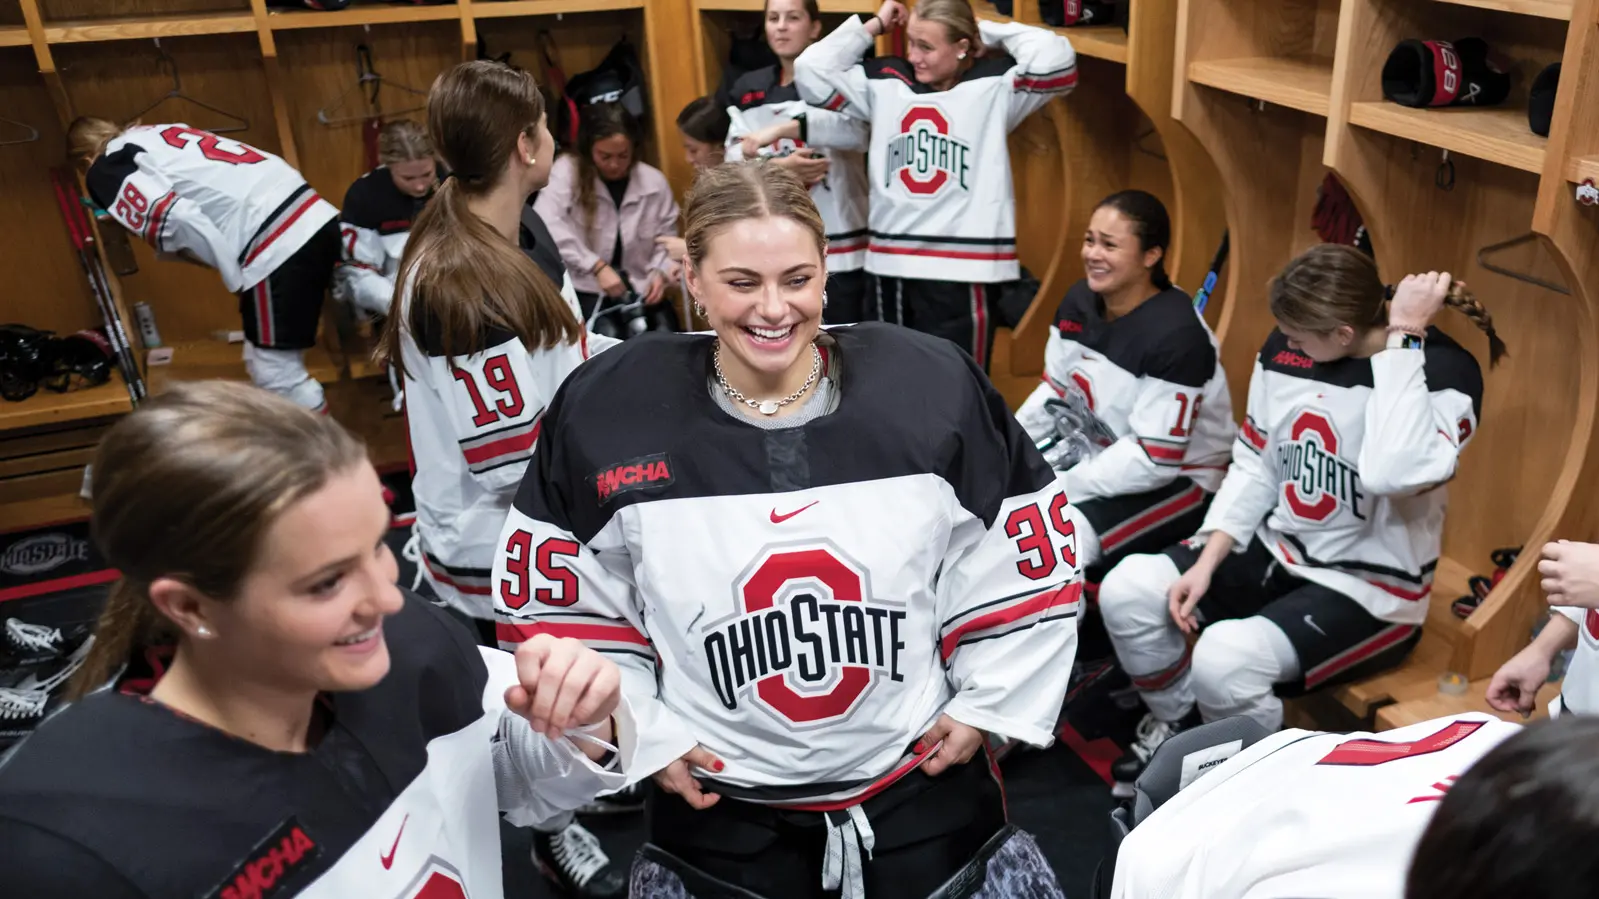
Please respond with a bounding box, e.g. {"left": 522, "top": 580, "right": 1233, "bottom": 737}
{"left": 492, "top": 161, "right": 1081, "bottom": 898}
{"left": 0, "top": 381, "right": 641, "bottom": 898}
{"left": 1015, "top": 190, "right": 1234, "bottom": 590}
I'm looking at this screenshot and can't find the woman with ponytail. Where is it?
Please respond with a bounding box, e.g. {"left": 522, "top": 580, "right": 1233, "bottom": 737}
{"left": 1015, "top": 190, "right": 1234, "bottom": 588}
{"left": 0, "top": 381, "right": 643, "bottom": 897}
{"left": 376, "top": 60, "right": 630, "bottom": 898}
{"left": 1098, "top": 243, "right": 1500, "bottom": 793}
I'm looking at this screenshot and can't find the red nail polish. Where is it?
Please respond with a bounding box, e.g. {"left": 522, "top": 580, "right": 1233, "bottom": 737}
{"left": 913, "top": 742, "right": 926, "bottom": 754}
{"left": 713, "top": 760, "right": 725, "bottom": 772}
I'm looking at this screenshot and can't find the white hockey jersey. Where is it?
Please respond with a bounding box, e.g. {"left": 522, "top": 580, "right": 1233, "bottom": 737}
{"left": 1200, "top": 329, "right": 1483, "bottom": 625}
{"left": 724, "top": 66, "right": 870, "bottom": 273}
{"left": 402, "top": 209, "right": 617, "bottom": 620}
{"left": 334, "top": 165, "right": 436, "bottom": 316}
{"left": 1015, "top": 282, "right": 1233, "bottom": 499}
{"left": 1554, "top": 605, "right": 1598, "bottom": 716}
{"left": 1111, "top": 713, "right": 1520, "bottom": 899}
{"left": 492, "top": 324, "right": 1081, "bottom": 804}
{"left": 793, "top": 18, "right": 1076, "bottom": 283}
{"left": 86, "top": 124, "right": 337, "bottom": 294}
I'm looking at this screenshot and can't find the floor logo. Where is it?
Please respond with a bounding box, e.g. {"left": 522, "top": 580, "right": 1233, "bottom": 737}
{"left": 0, "top": 533, "right": 91, "bottom": 577}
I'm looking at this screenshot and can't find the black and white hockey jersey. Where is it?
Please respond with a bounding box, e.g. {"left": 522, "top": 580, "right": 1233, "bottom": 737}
{"left": 492, "top": 324, "right": 1081, "bottom": 804}
{"left": 334, "top": 166, "right": 437, "bottom": 316}
{"left": 793, "top": 18, "right": 1076, "bottom": 283}
{"left": 1554, "top": 605, "right": 1597, "bottom": 715}
{"left": 86, "top": 124, "right": 337, "bottom": 294}
{"left": 0, "top": 592, "right": 645, "bottom": 899}
{"left": 724, "top": 66, "right": 870, "bottom": 272}
{"left": 402, "top": 209, "right": 617, "bottom": 620}
{"left": 1202, "top": 329, "right": 1484, "bottom": 625}
{"left": 1111, "top": 713, "right": 1520, "bottom": 899}
{"left": 1015, "top": 282, "right": 1233, "bottom": 500}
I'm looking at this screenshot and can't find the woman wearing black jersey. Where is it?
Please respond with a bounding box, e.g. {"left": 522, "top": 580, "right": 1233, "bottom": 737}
{"left": 0, "top": 381, "right": 637, "bottom": 898}
{"left": 726, "top": 0, "right": 872, "bottom": 324}
{"left": 492, "top": 162, "right": 1078, "bottom": 898}
{"left": 1014, "top": 191, "right": 1234, "bottom": 586}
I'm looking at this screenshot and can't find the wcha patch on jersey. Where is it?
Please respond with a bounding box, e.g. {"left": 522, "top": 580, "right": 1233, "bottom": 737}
{"left": 204, "top": 815, "right": 320, "bottom": 899}
{"left": 883, "top": 105, "right": 972, "bottom": 196}
{"left": 592, "top": 453, "right": 674, "bottom": 504}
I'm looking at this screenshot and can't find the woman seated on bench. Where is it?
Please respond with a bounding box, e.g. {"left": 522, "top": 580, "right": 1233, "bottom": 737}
{"left": 1096, "top": 244, "right": 1504, "bottom": 789}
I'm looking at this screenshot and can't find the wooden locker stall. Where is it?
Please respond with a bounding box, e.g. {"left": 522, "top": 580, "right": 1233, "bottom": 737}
{"left": 983, "top": 0, "right": 1223, "bottom": 408}
{"left": 1173, "top": 0, "right": 1599, "bottom": 729}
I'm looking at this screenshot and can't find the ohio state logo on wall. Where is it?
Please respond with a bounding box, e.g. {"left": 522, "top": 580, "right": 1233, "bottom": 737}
{"left": 1275, "top": 410, "right": 1367, "bottom": 522}
{"left": 882, "top": 105, "right": 972, "bottom": 197}
{"left": 703, "top": 543, "right": 906, "bottom": 729}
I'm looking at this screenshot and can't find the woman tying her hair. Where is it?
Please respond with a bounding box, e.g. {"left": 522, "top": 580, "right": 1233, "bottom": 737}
{"left": 1014, "top": 190, "right": 1233, "bottom": 588}
{"left": 536, "top": 102, "right": 681, "bottom": 330}
{"left": 725, "top": 0, "right": 871, "bottom": 324}
{"left": 377, "top": 61, "right": 631, "bottom": 898}
{"left": 1097, "top": 243, "right": 1504, "bottom": 792}
{"left": 493, "top": 162, "right": 1079, "bottom": 898}
{"left": 0, "top": 381, "right": 647, "bottom": 898}
{"left": 794, "top": 0, "right": 1076, "bottom": 369}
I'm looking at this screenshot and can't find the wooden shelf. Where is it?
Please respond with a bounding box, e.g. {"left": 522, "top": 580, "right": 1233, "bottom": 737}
{"left": 473, "top": 0, "right": 644, "bottom": 15}
{"left": 267, "top": 3, "right": 462, "bottom": 30}
{"left": 1187, "top": 55, "right": 1332, "bottom": 116}
{"left": 690, "top": 0, "right": 765, "bottom": 9}
{"left": 1567, "top": 154, "right": 1599, "bottom": 185}
{"left": 1349, "top": 101, "right": 1546, "bottom": 173}
{"left": 148, "top": 340, "right": 341, "bottom": 392}
{"left": 0, "top": 380, "right": 132, "bottom": 433}
{"left": 0, "top": 25, "right": 31, "bottom": 47}
{"left": 1331, "top": 555, "right": 1472, "bottom": 720}
{"left": 972, "top": 0, "right": 1011, "bottom": 23}
{"left": 1053, "top": 25, "right": 1126, "bottom": 64}
{"left": 1430, "top": 0, "right": 1572, "bottom": 20}
{"left": 43, "top": 10, "right": 255, "bottom": 44}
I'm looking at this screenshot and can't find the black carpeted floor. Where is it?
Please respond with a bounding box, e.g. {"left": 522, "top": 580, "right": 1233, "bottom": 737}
{"left": 0, "top": 494, "right": 1127, "bottom": 898}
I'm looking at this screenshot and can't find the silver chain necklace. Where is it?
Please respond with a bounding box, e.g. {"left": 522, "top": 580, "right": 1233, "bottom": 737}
{"left": 713, "top": 342, "right": 821, "bottom": 415}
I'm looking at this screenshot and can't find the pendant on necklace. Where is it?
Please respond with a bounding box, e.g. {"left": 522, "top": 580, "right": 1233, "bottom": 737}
{"left": 758, "top": 400, "right": 780, "bottom": 415}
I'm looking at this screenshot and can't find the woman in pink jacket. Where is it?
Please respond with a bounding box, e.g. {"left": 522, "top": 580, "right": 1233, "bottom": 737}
{"left": 535, "top": 102, "right": 681, "bottom": 331}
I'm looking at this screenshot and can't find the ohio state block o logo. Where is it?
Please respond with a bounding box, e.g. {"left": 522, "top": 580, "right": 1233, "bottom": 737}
{"left": 897, "top": 107, "right": 951, "bottom": 195}
{"left": 398, "top": 857, "right": 469, "bottom": 899}
{"left": 1285, "top": 411, "right": 1340, "bottom": 522}
{"left": 739, "top": 548, "right": 871, "bottom": 724}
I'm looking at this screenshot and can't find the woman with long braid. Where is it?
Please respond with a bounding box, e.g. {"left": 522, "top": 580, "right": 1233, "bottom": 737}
{"left": 1097, "top": 244, "right": 1504, "bottom": 793}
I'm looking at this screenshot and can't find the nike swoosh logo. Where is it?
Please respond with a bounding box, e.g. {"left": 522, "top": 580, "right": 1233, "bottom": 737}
{"left": 1303, "top": 614, "right": 1326, "bottom": 637}
{"left": 380, "top": 814, "right": 409, "bottom": 870}
{"left": 770, "top": 501, "right": 818, "bottom": 524}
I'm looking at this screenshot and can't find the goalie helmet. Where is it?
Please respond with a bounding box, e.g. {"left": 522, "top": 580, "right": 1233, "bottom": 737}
{"left": 0, "top": 324, "right": 50, "bottom": 402}
{"left": 41, "top": 329, "right": 113, "bottom": 394}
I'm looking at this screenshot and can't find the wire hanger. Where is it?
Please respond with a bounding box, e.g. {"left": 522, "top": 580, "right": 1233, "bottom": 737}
{"left": 129, "top": 39, "right": 250, "bottom": 134}
{"left": 1476, "top": 232, "right": 1570, "bottom": 295}
{"left": 0, "top": 116, "right": 40, "bottom": 147}
{"left": 317, "top": 43, "right": 428, "bottom": 127}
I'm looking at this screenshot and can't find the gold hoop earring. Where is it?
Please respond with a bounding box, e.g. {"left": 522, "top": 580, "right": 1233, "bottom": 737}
{"left": 693, "top": 301, "right": 707, "bottom": 321}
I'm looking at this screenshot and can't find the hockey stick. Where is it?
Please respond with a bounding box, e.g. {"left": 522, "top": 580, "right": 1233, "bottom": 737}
{"left": 50, "top": 168, "right": 147, "bottom": 403}
{"left": 1192, "top": 229, "right": 1229, "bottom": 315}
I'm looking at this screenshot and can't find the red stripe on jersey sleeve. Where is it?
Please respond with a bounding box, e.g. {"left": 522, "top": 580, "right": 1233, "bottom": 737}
{"left": 497, "top": 619, "right": 651, "bottom": 647}
{"left": 939, "top": 581, "right": 1081, "bottom": 661}
{"left": 1137, "top": 438, "right": 1187, "bottom": 463}
{"left": 462, "top": 421, "right": 541, "bottom": 465}
{"left": 1241, "top": 417, "right": 1267, "bottom": 451}
{"left": 1014, "top": 70, "right": 1078, "bottom": 91}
